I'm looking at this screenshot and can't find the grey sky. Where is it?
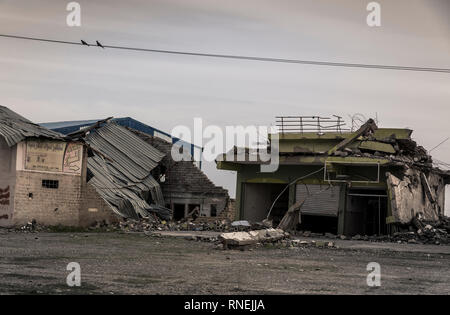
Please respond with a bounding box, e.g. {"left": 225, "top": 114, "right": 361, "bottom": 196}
{"left": 0, "top": 0, "right": 449, "bottom": 212}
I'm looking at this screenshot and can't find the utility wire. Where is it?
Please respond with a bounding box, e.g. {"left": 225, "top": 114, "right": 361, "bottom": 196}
{"left": 1, "top": 34, "right": 449, "bottom": 74}
{"left": 266, "top": 167, "right": 327, "bottom": 220}
{"left": 429, "top": 137, "right": 450, "bottom": 153}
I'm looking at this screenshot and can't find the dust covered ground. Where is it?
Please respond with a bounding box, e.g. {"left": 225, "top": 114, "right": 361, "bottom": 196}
{"left": 0, "top": 231, "right": 449, "bottom": 295}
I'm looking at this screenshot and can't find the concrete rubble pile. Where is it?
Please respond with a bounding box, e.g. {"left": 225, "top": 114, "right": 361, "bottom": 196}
{"left": 219, "top": 228, "right": 288, "bottom": 248}
{"left": 383, "top": 215, "right": 450, "bottom": 245}
{"left": 291, "top": 216, "right": 450, "bottom": 245}
{"left": 218, "top": 228, "right": 339, "bottom": 249}
{"left": 400, "top": 215, "right": 450, "bottom": 245}
{"left": 110, "top": 218, "right": 254, "bottom": 233}
{"left": 329, "top": 119, "right": 433, "bottom": 168}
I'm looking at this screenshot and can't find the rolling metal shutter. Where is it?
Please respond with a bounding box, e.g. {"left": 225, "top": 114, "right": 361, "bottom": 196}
{"left": 295, "top": 184, "right": 340, "bottom": 217}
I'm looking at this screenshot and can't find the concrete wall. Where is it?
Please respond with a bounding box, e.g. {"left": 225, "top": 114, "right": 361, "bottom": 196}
{"left": 387, "top": 169, "right": 445, "bottom": 224}
{"left": 242, "top": 183, "right": 274, "bottom": 222}
{"left": 0, "top": 138, "right": 16, "bottom": 227}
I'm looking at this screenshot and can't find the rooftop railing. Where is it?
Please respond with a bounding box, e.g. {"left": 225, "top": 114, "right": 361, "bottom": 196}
{"left": 275, "top": 115, "right": 350, "bottom": 134}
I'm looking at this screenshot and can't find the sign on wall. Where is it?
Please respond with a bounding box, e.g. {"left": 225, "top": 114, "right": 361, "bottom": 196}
{"left": 25, "top": 140, "right": 83, "bottom": 175}
{"left": 0, "top": 185, "right": 12, "bottom": 227}
{"left": 63, "top": 142, "right": 82, "bottom": 173}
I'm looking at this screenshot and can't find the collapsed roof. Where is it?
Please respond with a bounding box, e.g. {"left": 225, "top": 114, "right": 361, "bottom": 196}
{"left": 0, "top": 105, "right": 64, "bottom": 146}
{"left": 131, "top": 129, "right": 230, "bottom": 197}
{"left": 217, "top": 118, "right": 449, "bottom": 175}
{"left": 73, "top": 121, "right": 172, "bottom": 221}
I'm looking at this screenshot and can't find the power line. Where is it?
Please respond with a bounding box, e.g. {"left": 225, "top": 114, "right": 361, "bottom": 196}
{"left": 1, "top": 33, "right": 449, "bottom": 74}
{"left": 429, "top": 137, "right": 450, "bottom": 153}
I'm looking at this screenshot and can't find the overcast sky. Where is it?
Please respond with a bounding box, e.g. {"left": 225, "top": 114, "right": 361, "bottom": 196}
{"left": 0, "top": 0, "right": 449, "bottom": 212}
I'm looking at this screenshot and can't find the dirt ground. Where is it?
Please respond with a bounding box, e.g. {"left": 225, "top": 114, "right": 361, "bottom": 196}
{"left": 0, "top": 231, "right": 449, "bottom": 295}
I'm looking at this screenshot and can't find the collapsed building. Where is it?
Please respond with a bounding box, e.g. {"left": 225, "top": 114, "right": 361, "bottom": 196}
{"left": 66, "top": 119, "right": 230, "bottom": 221}
{"left": 217, "top": 116, "right": 450, "bottom": 236}
{"left": 0, "top": 106, "right": 229, "bottom": 227}
{"left": 0, "top": 106, "right": 116, "bottom": 227}
{"left": 41, "top": 117, "right": 203, "bottom": 169}
{"left": 43, "top": 118, "right": 229, "bottom": 220}
{"left": 130, "top": 130, "right": 230, "bottom": 220}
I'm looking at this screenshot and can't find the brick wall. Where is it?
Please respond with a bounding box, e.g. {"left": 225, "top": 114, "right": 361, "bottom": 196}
{"left": 12, "top": 143, "right": 119, "bottom": 227}
{"left": 79, "top": 183, "right": 119, "bottom": 227}
{"left": 13, "top": 170, "right": 82, "bottom": 226}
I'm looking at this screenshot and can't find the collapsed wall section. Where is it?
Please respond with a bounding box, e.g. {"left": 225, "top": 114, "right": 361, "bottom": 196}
{"left": 387, "top": 168, "right": 445, "bottom": 224}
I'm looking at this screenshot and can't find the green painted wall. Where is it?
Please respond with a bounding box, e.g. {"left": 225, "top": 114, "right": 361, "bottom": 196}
{"left": 233, "top": 164, "right": 390, "bottom": 224}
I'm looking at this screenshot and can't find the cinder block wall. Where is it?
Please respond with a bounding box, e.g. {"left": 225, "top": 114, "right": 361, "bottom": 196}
{"left": 79, "top": 183, "right": 119, "bottom": 227}
{"left": 13, "top": 171, "right": 82, "bottom": 226}
{"left": 12, "top": 145, "right": 119, "bottom": 227}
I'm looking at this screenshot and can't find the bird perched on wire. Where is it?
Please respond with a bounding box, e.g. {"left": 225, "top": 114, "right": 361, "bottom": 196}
{"left": 96, "top": 40, "right": 104, "bottom": 48}
{"left": 81, "top": 40, "right": 89, "bottom": 46}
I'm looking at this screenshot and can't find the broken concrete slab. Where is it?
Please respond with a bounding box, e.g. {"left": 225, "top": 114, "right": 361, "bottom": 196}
{"left": 386, "top": 170, "right": 444, "bottom": 224}
{"left": 231, "top": 220, "right": 251, "bottom": 227}
{"left": 219, "top": 228, "right": 288, "bottom": 248}
{"left": 358, "top": 140, "right": 396, "bottom": 154}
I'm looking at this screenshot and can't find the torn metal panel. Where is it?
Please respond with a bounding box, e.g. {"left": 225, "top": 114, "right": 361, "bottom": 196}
{"left": 85, "top": 122, "right": 171, "bottom": 220}
{"left": 386, "top": 169, "right": 444, "bottom": 224}
{"left": 0, "top": 105, "right": 64, "bottom": 147}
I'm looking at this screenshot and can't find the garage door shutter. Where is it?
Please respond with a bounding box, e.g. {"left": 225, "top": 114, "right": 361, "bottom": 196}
{"left": 295, "top": 184, "right": 340, "bottom": 217}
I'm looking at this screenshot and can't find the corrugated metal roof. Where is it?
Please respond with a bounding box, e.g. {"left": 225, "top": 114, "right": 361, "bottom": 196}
{"left": 40, "top": 119, "right": 100, "bottom": 130}
{"left": 0, "top": 105, "right": 64, "bottom": 146}
{"left": 85, "top": 122, "right": 171, "bottom": 220}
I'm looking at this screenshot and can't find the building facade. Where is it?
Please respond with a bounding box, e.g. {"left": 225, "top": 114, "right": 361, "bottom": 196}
{"left": 217, "top": 117, "right": 449, "bottom": 236}
{"left": 0, "top": 106, "right": 116, "bottom": 227}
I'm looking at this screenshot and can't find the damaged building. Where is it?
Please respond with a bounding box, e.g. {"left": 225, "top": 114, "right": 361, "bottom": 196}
{"left": 0, "top": 106, "right": 116, "bottom": 227}
{"left": 0, "top": 106, "right": 229, "bottom": 227}
{"left": 43, "top": 117, "right": 230, "bottom": 222}
{"left": 131, "top": 130, "right": 230, "bottom": 220}
{"left": 217, "top": 116, "right": 450, "bottom": 236}
{"left": 41, "top": 117, "right": 203, "bottom": 169}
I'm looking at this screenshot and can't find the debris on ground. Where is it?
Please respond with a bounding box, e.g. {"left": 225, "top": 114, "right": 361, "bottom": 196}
{"left": 219, "top": 228, "right": 289, "bottom": 249}
{"left": 286, "top": 215, "right": 450, "bottom": 245}
{"left": 230, "top": 220, "right": 251, "bottom": 227}
{"left": 6, "top": 214, "right": 450, "bottom": 247}
{"left": 277, "top": 199, "right": 305, "bottom": 231}
{"left": 115, "top": 217, "right": 253, "bottom": 233}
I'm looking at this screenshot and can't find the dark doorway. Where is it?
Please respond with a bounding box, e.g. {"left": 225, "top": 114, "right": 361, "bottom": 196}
{"left": 173, "top": 204, "right": 185, "bottom": 221}
{"left": 300, "top": 215, "right": 338, "bottom": 234}
{"left": 345, "top": 189, "right": 388, "bottom": 236}
{"left": 242, "top": 183, "right": 289, "bottom": 225}
{"left": 210, "top": 204, "right": 217, "bottom": 217}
